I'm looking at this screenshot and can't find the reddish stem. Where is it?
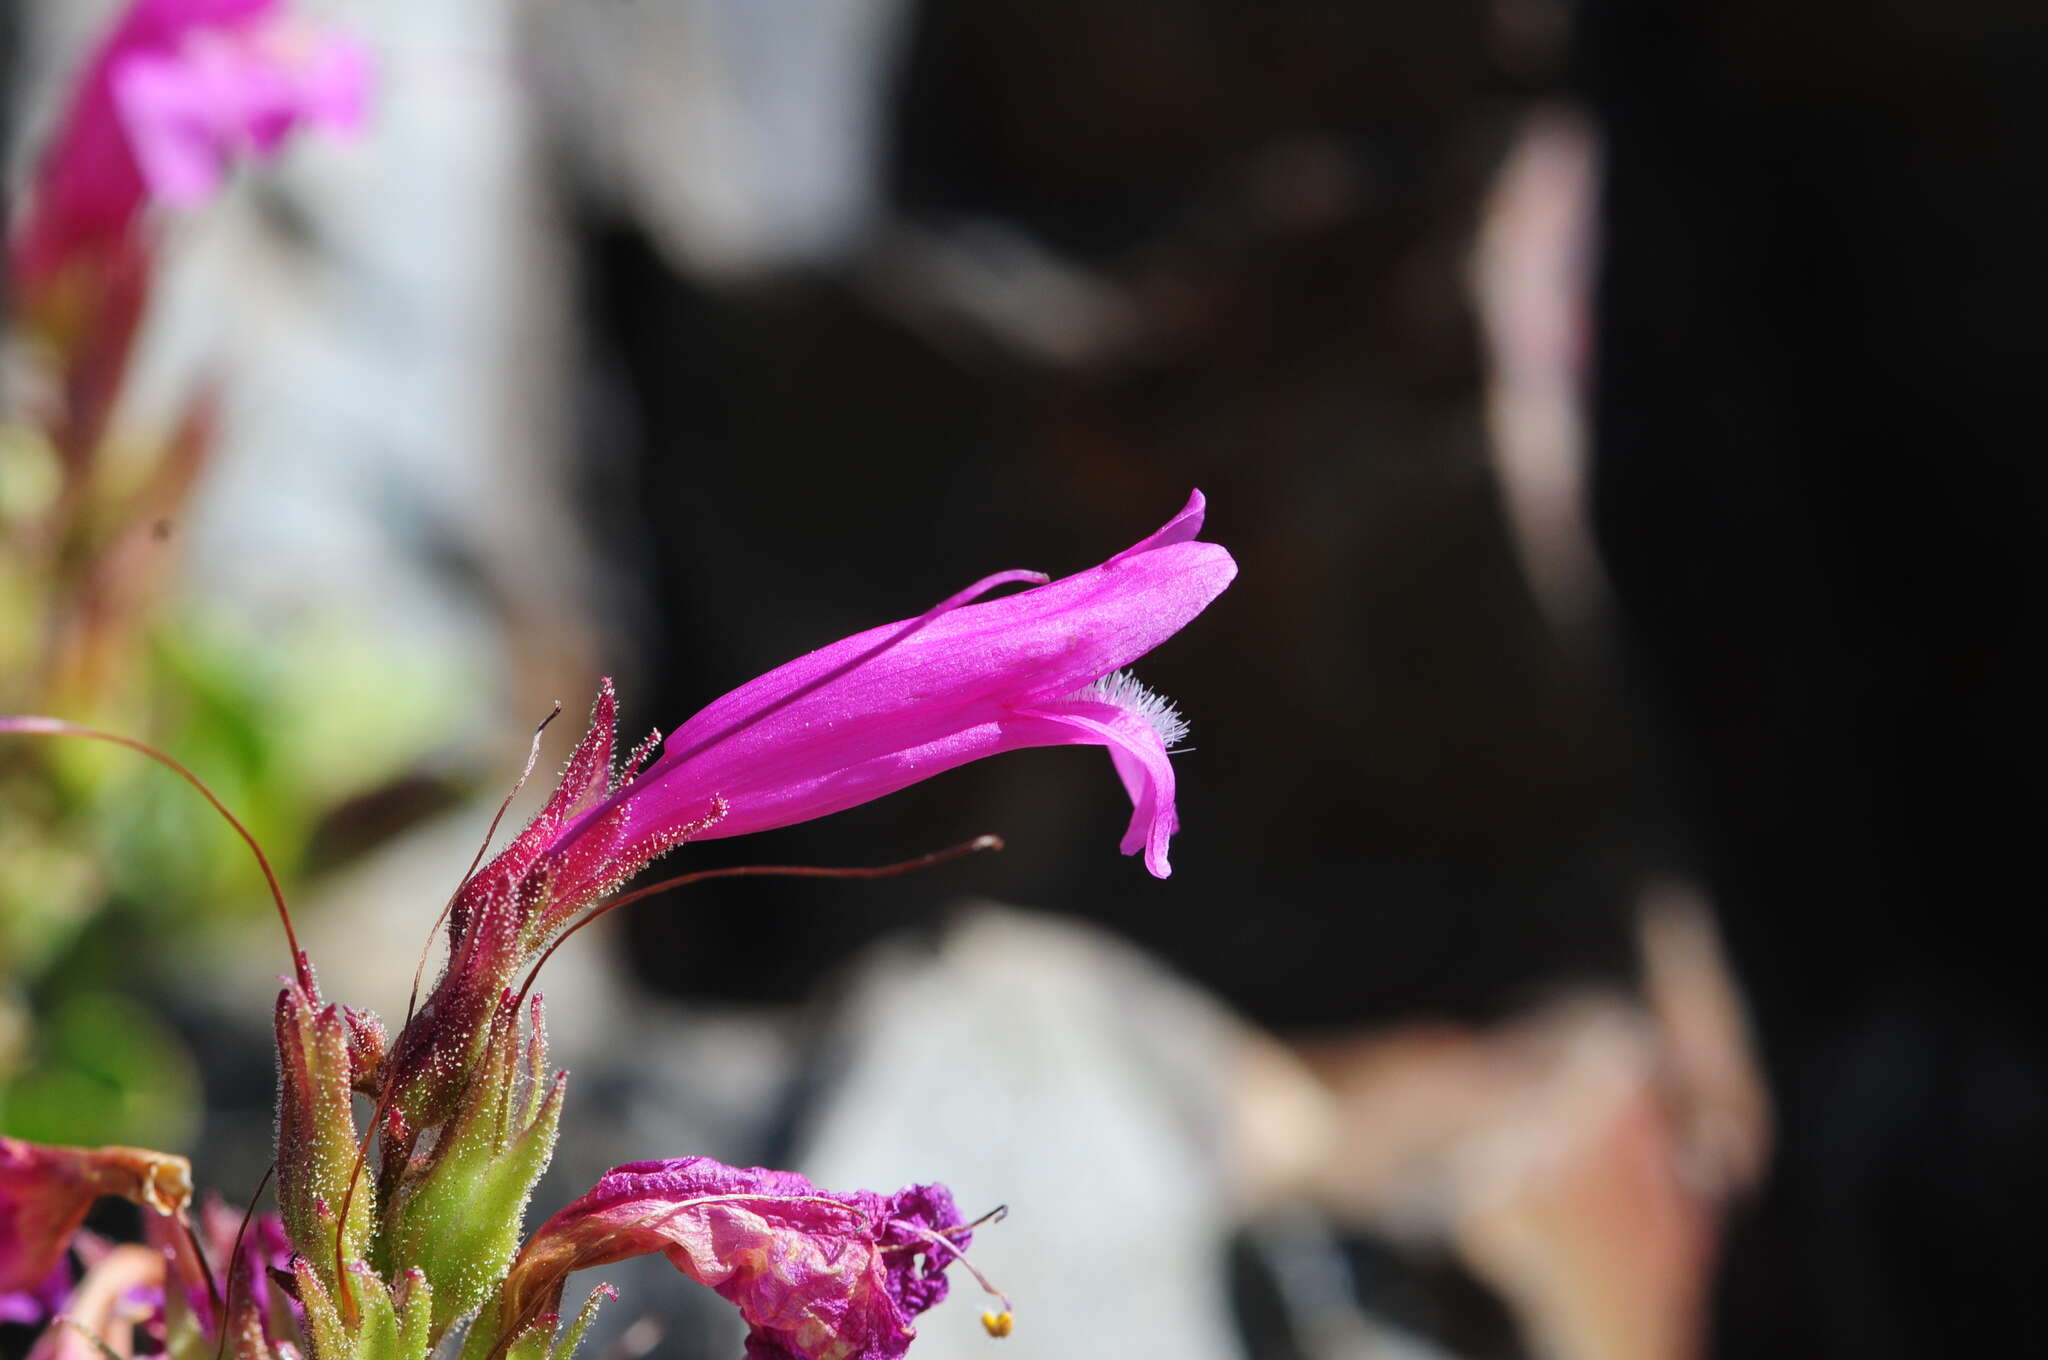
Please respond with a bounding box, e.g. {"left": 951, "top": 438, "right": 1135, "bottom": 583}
{"left": 511, "top": 835, "right": 1005, "bottom": 1014}
{"left": 0, "top": 715, "right": 309, "bottom": 990}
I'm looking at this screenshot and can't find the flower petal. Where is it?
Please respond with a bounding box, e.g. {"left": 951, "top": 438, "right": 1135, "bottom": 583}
{"left": 24, "top": 1244, "right": 163, "bottom": 1360}
{"left": 0, "top": 1257, "right": 74, "bottom": 1327}
{"left": 572, "top": 495, "right": 1232, "bottom": 853}
{"left": 1008, "top": 697, "right": 1181, "bottom": 877}
{"left": 1107, "top": 487, "right": 1207, "bottom": 564}
{"left": 112, "top": 52, "right": 231, "bottom": 204}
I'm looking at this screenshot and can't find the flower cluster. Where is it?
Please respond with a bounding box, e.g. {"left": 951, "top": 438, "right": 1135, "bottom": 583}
{"left": 1, "top": 491, "right": 1237, "bottom": 1359}
{"left": 3, "top": 5, "right": 1240, "bottom": 1356}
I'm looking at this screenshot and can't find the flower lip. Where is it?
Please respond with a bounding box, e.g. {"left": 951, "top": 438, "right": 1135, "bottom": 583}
{"left": 1107, "top": 486, "right": 1209, "bottom": 563}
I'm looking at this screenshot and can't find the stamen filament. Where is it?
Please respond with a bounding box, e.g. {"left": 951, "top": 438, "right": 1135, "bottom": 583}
{"left": 178, "top": 1216, "right": 223, "bottom": 1318}
{"left": 949, "top": 1203, "right": 1009, "bottom": 1235}
{"left": 897, "top": 1222, "right": 1013, "bottom": 1312}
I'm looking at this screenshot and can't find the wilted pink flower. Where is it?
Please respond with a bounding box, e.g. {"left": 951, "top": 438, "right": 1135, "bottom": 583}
{"left": 500, "top": 1158, "right": 973, "bottom": 1360}
{"left": 11, "top": 0, "right": 370, "bottom": 286}
{"left": 0, "top": 1138, "right": 191, "bottom": 1299}
{"left": 540, "top": 488, "right": 1234, "bottom": 903}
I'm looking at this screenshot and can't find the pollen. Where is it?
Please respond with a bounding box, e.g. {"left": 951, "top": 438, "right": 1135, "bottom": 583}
{"left": 1078, "top": 669, "right": 1190, "bottom": 749}
{"left": 981, "top": 1310, "right": 1015, "bottom": 1338}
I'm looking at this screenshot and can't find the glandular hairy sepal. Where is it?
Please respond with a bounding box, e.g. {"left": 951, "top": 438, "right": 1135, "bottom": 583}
{"left": 347, "top": 1265, "right": 402, "bottom": 1359}
{"left": 396, "top": 1268, "right": 436, "bottom": 1360}
{"left": 294, "top": 1259, "right": 347, "bottom": 1360}
{"left": 378, "top": 992, "right": 565, "bottom": 1343}
{"left": 456, "top": 1279, "right": 611, "bottom": 1360}
{"left": 275, "top": 979, "right": 373, "bottom": 1297}
{"left": 546, "top": 1284, "right": 615, "bottom": 1360}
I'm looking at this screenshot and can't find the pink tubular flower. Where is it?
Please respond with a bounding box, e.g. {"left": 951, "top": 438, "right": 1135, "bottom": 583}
{"left": 11, "top": 0, "right": 370, "bottom": 286}
{"left": 499, "top": 1158, "right": 972, "bottom": 1360}
{"left": 398, "top": 492, "right": 1230, "bottom": 1126}
{"left": 544, "top": 489, "right": 1235, "bottom": 891}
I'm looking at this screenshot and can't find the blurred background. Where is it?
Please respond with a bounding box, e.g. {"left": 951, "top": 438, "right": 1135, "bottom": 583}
{"left": 2, "top": 1, "right": 2042, "bottom": 1358}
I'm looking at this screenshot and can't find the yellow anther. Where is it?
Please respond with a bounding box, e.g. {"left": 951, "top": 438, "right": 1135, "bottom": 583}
{"left": 981, "top": 1310, "right": 1015, "bottom": 1338}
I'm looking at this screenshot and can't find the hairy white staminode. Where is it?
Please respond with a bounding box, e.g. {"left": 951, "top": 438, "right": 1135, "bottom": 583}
{"left": 1078, "top": 669, "right": 1190, "bottom": 750}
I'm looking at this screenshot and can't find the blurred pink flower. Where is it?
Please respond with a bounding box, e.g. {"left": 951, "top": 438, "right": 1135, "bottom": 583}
{"left": 0, "top": 1138, "right": 190, "bottom": 1300}
{"left": 0, "top": 1257, "right": 73, "bottom": 1329}
{"left": 398, "top": 493, "right": 1232, "bottom": 1125}
{"left": 11, "top": 0, "right": 369, "bottom": 285}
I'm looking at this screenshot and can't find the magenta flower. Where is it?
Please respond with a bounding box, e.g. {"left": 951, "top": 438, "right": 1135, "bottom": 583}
{"left": 544, "top": 488, "right": 1234, "bottom": 898}
{"left": 11, "top": 0, "right": 369, "bottom": 286}
{"left": 112, "top": 7, "right": 369, "bottom": 206}
{"left": 499, "top": 1158, "right": 973, "bottom": 1360}
{"left": 399, "top": 492, "right": 1229, "bottom": 1130}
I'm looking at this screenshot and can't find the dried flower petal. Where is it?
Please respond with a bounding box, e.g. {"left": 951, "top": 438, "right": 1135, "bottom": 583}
{"left": 0, "top": 1138, "right": 191, "bottom": 1297}
{"left": 500, "top": 1158, "right": 971, "bottom": 1360}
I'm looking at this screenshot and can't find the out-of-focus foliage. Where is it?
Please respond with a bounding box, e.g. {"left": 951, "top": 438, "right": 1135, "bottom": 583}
{"left": 0, "top": 530, "right": 471, "bottom": 1147}
{"left": 0, "top": 0, "right": 449, "bottom": 1152}
{"left": 0, "top": 991, "right": 197, "bottom": 1147}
